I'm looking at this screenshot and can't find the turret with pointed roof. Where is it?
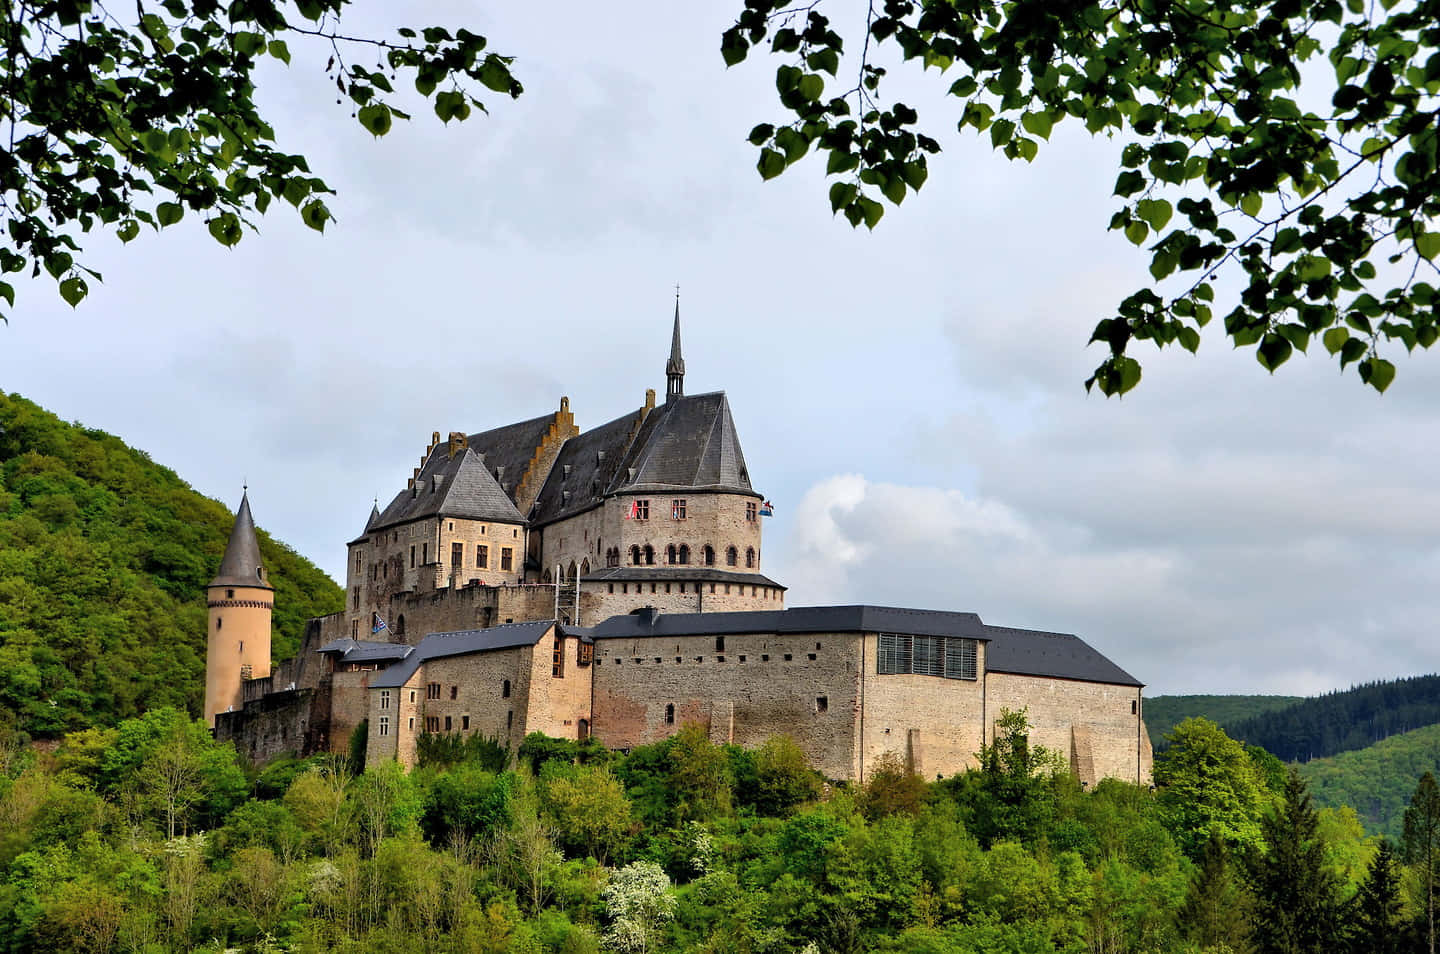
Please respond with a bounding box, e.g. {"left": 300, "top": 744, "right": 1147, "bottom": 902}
{"left": 205, "top": 490, "right": 274, "bottom": 725}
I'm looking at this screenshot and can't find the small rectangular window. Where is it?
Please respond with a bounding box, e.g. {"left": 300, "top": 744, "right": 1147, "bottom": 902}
{"left": 671, "top": 499, "right": 686, "bottom": 520}
{"left": 450, "top": 685, "right": 458, "bottom": 700}
{"left": 410, "top": 545, "right": 416, "bottom": 568}
{"left": 715, "top": 636, "right": 725, "bottom": 652}
{"left": 816, "top": 696, "right": 828, "bottom": 713}
{"left": 427, "top": 682, "right": 441, "bottom": 700}
{"left": 501, "top": 547, "right": 513, "bottom": 571}
{"left": 635, "top": 499, "right": 650, "bottom": 520}
{"left": 379, "top": 690, "right": 391, "bottom": 710}
{"left": 1131, "top": 700, "right": 1138, "bottom": 715}
{"left": 784, "top": 653, "right": 793, "bottom": 661}
{"left": 462, "top": 715, "right": 470, "bottom": 730}
{"left": 746, "top": 501, "right": 757, "bottom": 521}
{"left": 378, "top": 716, "right": 390, "bottom": 736}
{"left": 477, "top": 544, "right": 488, "bottom": 568}
{"left": 444, "top": 716, "right": 452, "bottom": 731}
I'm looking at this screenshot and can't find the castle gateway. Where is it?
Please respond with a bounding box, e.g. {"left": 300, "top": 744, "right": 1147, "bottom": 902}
{"left": 211, "top": 304, "right": 1152, "bottom": 785}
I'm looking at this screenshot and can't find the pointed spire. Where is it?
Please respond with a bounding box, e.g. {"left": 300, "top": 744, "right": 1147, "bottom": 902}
{"left": 210, "top": 489, "right": 272, "bottom": 590}
{"left": 666, "top": 289, "right": 685, "bottom": 403}
{"left": 365, "top": 499, "right": 381, "bottom": 533}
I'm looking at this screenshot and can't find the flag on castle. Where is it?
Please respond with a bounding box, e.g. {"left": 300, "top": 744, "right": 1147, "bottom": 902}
{"left": 759, "top": 500, "right": 774, "bottom": 517}
{"left": 625, "top": 500, "right": 638, "bottom": 519}
{"left": 372, "top": 613, "right": 388, "bottom": 634}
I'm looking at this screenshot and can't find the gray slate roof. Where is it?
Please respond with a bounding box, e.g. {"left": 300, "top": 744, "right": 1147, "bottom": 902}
{"left": 369, "top": 620, "right": 556, "bottom": 689}
{"left": 210, "top": 491, "right": 272, "bottom": 590}
{"left": 371, "top": 446, "right": 525, "bottom": 533}
{"left": 530, "top": 409, "right": 642, "bottom": 526}
{"left": 581, "top": 567, "right": 786, "bottom": 589}
{"left": 612, "top": 392, "right": 754, "bottom": 494}
{"left": 982, "top": 624, "right": 1141, "bottom": 687}
{"left": 466, "top": 413, "right": 560, "bottom": 506}
{"left": 316, "top": 638, "right": 413, "bottom": 663}
{"left": 566, "top": 605, "right": 1141, "bottom": 687}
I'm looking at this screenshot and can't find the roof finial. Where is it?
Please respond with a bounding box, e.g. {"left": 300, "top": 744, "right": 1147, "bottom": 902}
{"left": 666, "top": 288, "right": 685, "bottom": 403}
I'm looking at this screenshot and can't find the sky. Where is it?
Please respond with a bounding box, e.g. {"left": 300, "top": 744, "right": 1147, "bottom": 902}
{"left": 1, "top": 4, "right": 1436, "bottom": 698}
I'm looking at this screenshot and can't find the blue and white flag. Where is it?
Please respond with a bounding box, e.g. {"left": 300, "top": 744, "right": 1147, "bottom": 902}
{"left": 759, "top": 500, "right": 774, "bottom": 517}
{"left": 372, "top": 613, "right": 388, "bottom": 634}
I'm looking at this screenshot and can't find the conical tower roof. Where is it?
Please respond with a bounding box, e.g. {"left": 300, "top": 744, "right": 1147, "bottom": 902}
{"left": 210, "top": 490, "right": 272, "bottom": 590}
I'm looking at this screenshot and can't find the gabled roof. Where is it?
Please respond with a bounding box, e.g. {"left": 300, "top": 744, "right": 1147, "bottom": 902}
{"left": 466, "top": 413, "right": 560, "bottom": 507}
{"left": 369, "top": 620, "right": 556, "bottom": 689}
{"left": 530, "top": 408, "right": 643, "bottom": 525}
{"left": 611, "top": 392, "right": 755, "bottom": 494}
{"left": 982, "top": 624, "right": 1141, "bottom": 687}
{"left": 210, "top": 491, "right": 272, "bottom": 590}
{"left": 372, "top": 446, "right": 525, "bottom": 532}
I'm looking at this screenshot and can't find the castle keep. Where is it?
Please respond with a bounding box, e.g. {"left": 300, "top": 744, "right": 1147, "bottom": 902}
{"left": 210, "top": 305, "right": 1153, "bottom": 785}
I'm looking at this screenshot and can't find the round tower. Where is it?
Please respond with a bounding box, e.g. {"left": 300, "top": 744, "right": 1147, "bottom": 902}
{"left": 205, "top": 489, "right": 274, "bottom": 726}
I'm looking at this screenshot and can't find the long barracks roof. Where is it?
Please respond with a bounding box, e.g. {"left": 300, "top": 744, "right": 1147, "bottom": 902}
{"left": 316, "top": 638, "right": 413, "bottom": 663}
{"left": 564, "top": 606, "right": 1141, "bottom": 687}
{"left": 369, "top": 620, "right": 556, "bottom": 689}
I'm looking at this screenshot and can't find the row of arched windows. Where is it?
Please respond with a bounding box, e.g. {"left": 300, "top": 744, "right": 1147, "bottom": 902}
{"left": 602, "top": 544, "right": 758, "bottom": 569}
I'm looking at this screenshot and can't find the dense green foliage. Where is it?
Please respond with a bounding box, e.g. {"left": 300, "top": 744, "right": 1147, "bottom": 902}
{"left": 1302, "top": 723, "right": 1440, "bottom": 840}
{"left": 4, "top": 708, "right": 1433, "bottom": 954}
{"left": 724, "top": 0, "right": 1440, "bottom": 394}
{"left": 1227, "top": 676, "right": 1440, "bottom": 763}
{"left": 0, "top": 0, "right": 519, "bottom": 320}
{"left": 0, "top": 392, "right": 342, "bottom": 739}
{"left": 1145, "top": 695, "right": 1303, "bottom": 750}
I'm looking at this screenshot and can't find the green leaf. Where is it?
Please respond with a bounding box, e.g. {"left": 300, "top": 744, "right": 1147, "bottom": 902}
{"left": 1322, "top": 327, "right": 1350, "bottom": 355}
{"left": 857, "top": 195, "right": 884, "bottom": 230}
{"left": 301, "top": 200, "right": 329, "bottom": 233}
{"left": 1240, "top": 193, "right": 1262, "bottom": 216}
{"left": 829, "top": 182, "right": 857, "bottom": 213}
{"left": 747, "top": 124, "right": 774, "bottom": 146}
{"left": 267, "top": 39, "right": 291, "bottom": 64}
{"left": 156, "top": 202, "right": 183, "bottom": 227}
{"left": 1178, "top": 327, "right": 1201, "bottom": 353}
{"left": 1136, "top": 198, "right": 1172, "bottom": 231}
{"left": 1125, "top": 221, "right": 1149, "bottom": 246}
{"left": 1359, "top": 356, "right": 1396, "bottom": 392}
{"left": 58, "top": 276, "right": 87, "bottom": 307}
{"left": 479, "top": 59, "right": 514, "bottom": 94}
{"left": 1339, "top": 337, "right": 1367, "bottom": 368}
{"left": 757, "top": 149, "right": 786, "bottom": 181}
{"left": 989, "top": 119, "right": 1015, "bottom": 148}
{"left": 1417, "top": 233, "right": 1440, "bottom": 261}
{"left": 1116, "top": 356, "right": 1142, "bottom": 394}
{"left": 207, "top": 213, "right": 243, "bottom": 248}
{"left": 1020, "top": 111, "right": 1052, "bottom": 139}
{"left": 798, "top": 73, "right": 825, "bottom": 102}
{"left": 1256, "top": 333, "right": 1293, "bottom": 372}
{"left": 116, "top": 220, "right": 140, "bottom": 243}
{"left": 881, "top": 176, "right": 906, "bottom": 205}
{"left": 357, "top": 104, "right": 392, "bottom": 137}
{"left": 1114, "top": 171, "right": 1146, "bottom": 197}
{"left": 774, "top": 128, "right": 808, "bottom": 163}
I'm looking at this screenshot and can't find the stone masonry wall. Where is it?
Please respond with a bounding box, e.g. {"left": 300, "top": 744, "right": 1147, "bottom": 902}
{"left": 857, "top": 636, "right": 988, "bottom": 782}
{"left": 589, "top": 630, "right": 861, "bottom": 780}
{"left": 985, "top": 672, "right": 1151, "bottom": 785}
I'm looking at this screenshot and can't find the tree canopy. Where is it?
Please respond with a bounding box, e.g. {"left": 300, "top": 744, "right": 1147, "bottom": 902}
{"left": 0, "top": 0, "right": 519, "bottom": 319}
{"left": 723, "top": 0, "right": 1440, "bottom": 394}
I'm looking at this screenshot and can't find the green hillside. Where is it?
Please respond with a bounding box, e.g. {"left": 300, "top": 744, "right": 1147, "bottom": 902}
{"left": 1144, "top": 694, "right": 1303, "bottom": 749}
{"left": 0, "top": 392, "right": 343, "bottom": 739}
{"left": 1300, "top": 722, "right": 1440, "bottom": 840}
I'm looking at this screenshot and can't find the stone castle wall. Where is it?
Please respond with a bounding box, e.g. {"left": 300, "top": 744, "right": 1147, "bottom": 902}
{"left": 986, "top": 672, "right": 1151, "bottom": 785}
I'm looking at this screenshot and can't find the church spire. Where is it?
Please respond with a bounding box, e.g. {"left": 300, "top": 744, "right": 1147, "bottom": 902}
{"left": 210, "top": 488, "right": 272, "bottom": 590}
{"left": 665, "top": 291, "right": 685, "bottom": 403}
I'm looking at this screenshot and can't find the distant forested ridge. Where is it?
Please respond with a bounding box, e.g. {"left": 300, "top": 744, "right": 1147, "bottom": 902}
{"left": 1222, "top": 675, "right": 1440, "bottom": 763}
{"left": 1144, "top": 694, "right": 1303, "bottom": 749}
{"left": 1301, "top": 722, "right": 1440, "bottom": 839}
{"left": 0, "top": 392, "right": 343, "bottom": 739}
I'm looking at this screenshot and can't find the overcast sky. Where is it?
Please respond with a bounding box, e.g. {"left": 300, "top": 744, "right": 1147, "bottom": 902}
{"left": 1, "top": 4, "right": 1434, "bottom": 697}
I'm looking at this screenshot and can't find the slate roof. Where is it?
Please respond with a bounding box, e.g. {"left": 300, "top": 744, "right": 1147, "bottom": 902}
{"left": 581, "top": 567, "right": 785, "bottom": 589}
{"left": 565, "top": 606, "right": 1141, "bottom": 687}
{"left": 210, "top": 491, "right": 272, "bottom": 590}
{"left": 371, "top": 446, "right": 525, "bottom": 532}
{"left": 982, "top": 624, "right": 1141, "bottom": 687}
{"left": 466, "top": 413, "right": 559, "bottom": 506}
{"left": 369, "top": 620, "right": 556, "bottom": 689}
{"left": 316, "top": 638, "right": 413, "bottom": 663}
{"left": 611, "top": 392, "right": 755, "bottom": 494}
{"left": 530, "top": 409, "right": 642, "bottom": 526}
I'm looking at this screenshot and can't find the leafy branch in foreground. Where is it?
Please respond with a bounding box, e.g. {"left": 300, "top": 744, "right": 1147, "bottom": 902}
{"left": 0, "top": 0, "right": 521, "bottom": 319}
{"left": 723, "top": 0, "right": 1440, "bottom": 394}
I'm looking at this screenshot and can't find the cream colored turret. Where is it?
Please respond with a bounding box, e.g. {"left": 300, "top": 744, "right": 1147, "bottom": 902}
{"left": 204, "top": 490, "right": 274, "bottom": 726}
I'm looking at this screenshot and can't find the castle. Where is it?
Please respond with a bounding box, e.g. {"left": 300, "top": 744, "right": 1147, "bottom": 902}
{"left": 210, "top": 306, "right": 1153, "bottom": 784}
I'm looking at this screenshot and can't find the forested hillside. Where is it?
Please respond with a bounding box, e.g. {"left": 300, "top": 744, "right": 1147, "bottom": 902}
{"left": 1144, "top": 694, "right": 1302, "bottom": 748}
{"left": 1, "top": 712, "right": 1426, "bottom": 954}
{"left": 1223, "top": 676, "right": 1440, "bottom": 763}
{"left": 1300, "top": 722, "right": 1440, "bottom": 840}
{"left": 0, "top": 392, "right": 343, "bottom": 740}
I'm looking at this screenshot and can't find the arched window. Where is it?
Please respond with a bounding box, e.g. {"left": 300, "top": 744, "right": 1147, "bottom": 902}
{"left": 678, "top": 544, "right": 690, "bottom": 565}
{"left": 502, "top": 679, "right": 511, "bottom": 699}
{"left": 543, "top": 568, "right": 553, "bottom": 583}
{"left": 665, "top": 703, "right": 675, "bottom": 725}
{"left": 581, "top": 559, "right": 591, "bottom": 575}
{"left": 644, "top": 545, "right": 655, "bottom": 565}
{"left": 746, "top": 547, "right": 755, "bottom": 568}
{"left": 630, "top": 545, "right": 641, "bottom": 565}
{"left": 666, "top": 544, "right": 677, "bottom": 564}
{"left": 568, "top": 561, "right": 577, "bottom": 581}
{"left": 726, "top": 546, "right": 738, "bottom": 567}
{"left": 703, "top": 545, "right": 715, "bottom": 566}
{"left": 396, "top": 614, "right": 406, "bottom": 635}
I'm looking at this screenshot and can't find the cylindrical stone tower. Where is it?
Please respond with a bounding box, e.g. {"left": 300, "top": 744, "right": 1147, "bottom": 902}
{"left": 205, "top": 490, "right": 274, "bottom": 726}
